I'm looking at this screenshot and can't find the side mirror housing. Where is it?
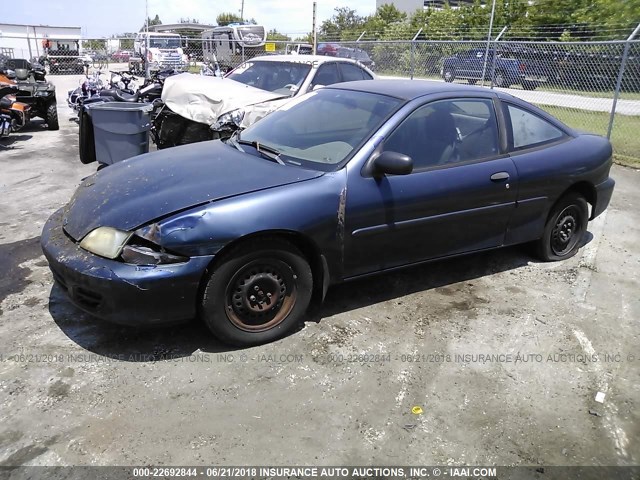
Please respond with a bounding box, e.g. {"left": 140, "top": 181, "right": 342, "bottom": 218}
{"left": 372, "top": 150, "right": 413, "bottom": 176}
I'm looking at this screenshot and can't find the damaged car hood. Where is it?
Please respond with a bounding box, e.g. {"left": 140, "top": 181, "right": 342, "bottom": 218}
{"left": 161, "top": 73, "right": 285, "bottom": 126}
{"left": 63, "top": 140, "right": 324, "bottom": 240}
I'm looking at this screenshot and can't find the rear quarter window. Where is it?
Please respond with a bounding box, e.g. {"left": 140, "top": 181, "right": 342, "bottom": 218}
{"left": 505, "top": 104, "right": 566, "bottom": 150}
{"left": 339, "top": 63, "right": 372, "bottom": 81}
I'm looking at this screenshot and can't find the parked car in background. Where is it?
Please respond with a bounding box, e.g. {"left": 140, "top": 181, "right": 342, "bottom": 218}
{"left": 335, "top": 46, "right": 375, "bottom": 70}
{"left": 42, "top": 80, "right": 614, "bottom": 347}
{"left": 285, "top": 43, "right": 313, "bottom": 55}
{"left": 317, "top": 43, "right": 339, "bottom": 56}
{"left": 441, "top": 48, "right": 546, "bottom": 90}
{"left": 111, "top": 50, "right": 133, "bottom": 63}
{"left": 155, "top": 54, "right": 376, "bottom": 148}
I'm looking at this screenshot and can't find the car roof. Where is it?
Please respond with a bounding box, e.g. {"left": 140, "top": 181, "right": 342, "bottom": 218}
{"left": 326, "top": 79, "right": 500, "bottom": 100}
{"left": 251, "top": 54, "right": 363, "bottom": 65}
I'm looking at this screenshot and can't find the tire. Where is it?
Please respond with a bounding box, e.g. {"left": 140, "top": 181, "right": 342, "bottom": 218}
{"left": 522, "top": 81, "right": 538, "bottom": 91}
{"left": 201, "top": 239, "right": 313, "bottom": 346}
{"left": 468, "top": 79, "right": 478, "bottom": 85}
{"left": 45, "top": 100, "right": 59, "bottom": 130}
{"left": 494, "top": 71, "right": 509, "bottom": 88}
{"left": 535, "top": 192, "right": 588, "bottom": 262}
{"left": 443, "top": 69, "right": 455, "bottom": 83}
{"left": 78, "top": 111, "right": 97, "bottom": 164}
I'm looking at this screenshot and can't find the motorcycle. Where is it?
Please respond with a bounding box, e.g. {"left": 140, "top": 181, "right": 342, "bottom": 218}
{"left": 8, "top": 58, "right": 59, "bottom": 130}
{"left": 0, "top": 84, "right": 31, "bottom": 136}
{"left": 67, "top": 69, "right": 107, "bottom": 112}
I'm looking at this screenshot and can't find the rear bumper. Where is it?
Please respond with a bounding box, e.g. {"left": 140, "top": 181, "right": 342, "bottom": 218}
{"left": 41, "top": 208, "right": 214, "bottom": 326}
{"left": 592, "top": 176, "right": 615, "bottom": 219}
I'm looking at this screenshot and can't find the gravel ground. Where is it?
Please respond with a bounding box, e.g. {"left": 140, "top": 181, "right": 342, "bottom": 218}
{"left": 0, "top": 73, "right": 638, "bottom": 473}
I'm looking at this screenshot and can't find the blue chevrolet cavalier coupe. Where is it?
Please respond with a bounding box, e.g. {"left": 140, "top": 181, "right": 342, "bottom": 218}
{"left": 41, "top": 80, "right": 615, "bottom": 346}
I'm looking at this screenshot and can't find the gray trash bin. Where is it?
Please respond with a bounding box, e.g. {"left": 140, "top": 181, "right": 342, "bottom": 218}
{"left": 86, "top": 102, "right": 154, "bottom": 166}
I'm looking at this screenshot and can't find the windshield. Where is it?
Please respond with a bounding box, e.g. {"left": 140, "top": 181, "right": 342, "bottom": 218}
{"left": 149, "top": 37, "right": 181, "bottom": 49}
{"left": 227, "top": 61, "right": 312, "bottom": 95}
{"left": 237, "top": 89, "right": 402, "bottom": 171}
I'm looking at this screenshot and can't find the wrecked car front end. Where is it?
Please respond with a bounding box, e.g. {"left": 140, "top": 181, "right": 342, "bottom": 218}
{"left": 41, "top": 207, "right": 213, "bottom": 326}
{"left": 40, "top": 139, "right": 329, "bottom": 326}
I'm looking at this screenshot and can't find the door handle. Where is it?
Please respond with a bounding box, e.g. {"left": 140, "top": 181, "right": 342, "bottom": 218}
{"left": 490, "top": 172, "right": 510, "bottom": 182}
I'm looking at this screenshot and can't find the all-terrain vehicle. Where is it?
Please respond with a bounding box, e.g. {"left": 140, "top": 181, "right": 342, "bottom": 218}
{"left": 2, "top": 58, "right": 59, "bottom": 130}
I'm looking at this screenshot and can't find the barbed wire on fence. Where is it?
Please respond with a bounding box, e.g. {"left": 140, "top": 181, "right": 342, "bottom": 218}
{"left": 1, "top": 31, "right": 638, "bottom": 162}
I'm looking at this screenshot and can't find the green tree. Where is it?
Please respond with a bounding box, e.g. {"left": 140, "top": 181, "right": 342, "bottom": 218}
{"left": 216, "top": 12, "right": 243, "bottom": 26}
{"left": 575, "top": 0, "right": 640, "bottom": 38}
{"left": 319, "top": 7, "right": 365, "bottom": 40}
{"left": 141, "top": 14, "right": 161, "bottom": 31}
{"left": 363, "top": 3, "right": 408, "bottom": 39}
{"left": 82, "top": 39, "right": 107, "bottom": 50}
{"left": 267, "top": 29, "right": 291, "bottom": 41}
{"left": 376, "top": 3, "right": 407, "bottom": 25}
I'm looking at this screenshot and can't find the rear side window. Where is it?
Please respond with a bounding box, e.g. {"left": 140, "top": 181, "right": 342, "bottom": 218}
{"left": 312, "top": 63, "right": 341, "bottom": 87}
{"left": 505, "top": 104, "right": 565, "bottom": 150}
{"left": 339, "top": 63, "right": 372, "bottom": 82}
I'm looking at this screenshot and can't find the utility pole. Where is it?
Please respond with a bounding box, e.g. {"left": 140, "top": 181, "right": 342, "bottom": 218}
{"left": 480, "top": 0, "right": 496, "bottom": 87}
{"left": 240, "top": 0, "right": 245, "bottom": 21}
{"left": 145, "top": 0, "right": 150, "bottom": 80}
{"left": 312, "top": 2, "right": 317, "bottom": 54}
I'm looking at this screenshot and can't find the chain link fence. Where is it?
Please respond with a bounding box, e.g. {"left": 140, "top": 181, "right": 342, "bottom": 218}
{"left": 1, "top": 32, "right": 639, "bottom": 164}
{"left": 332, "top": 39, "right": 640, "bottom": 164}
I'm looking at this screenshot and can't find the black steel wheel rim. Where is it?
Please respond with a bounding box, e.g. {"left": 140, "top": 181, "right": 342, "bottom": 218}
{"left": 225, "top": 259, "right": 297, "bottom": 332}
{"left": 550, "top": 205, "right": 582, "bottom": 256}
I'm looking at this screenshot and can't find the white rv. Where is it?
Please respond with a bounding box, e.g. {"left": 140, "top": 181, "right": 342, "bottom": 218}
{"left": 130, "top": 32, "right": 186, "bottom": 72}
{"left": 202, "top": 24, "right": 266, "bottom": 69}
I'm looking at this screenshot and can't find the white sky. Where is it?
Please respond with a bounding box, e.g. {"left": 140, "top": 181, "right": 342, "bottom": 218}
{"left": 4, "top": 0, "right": 377, "bottom": 38}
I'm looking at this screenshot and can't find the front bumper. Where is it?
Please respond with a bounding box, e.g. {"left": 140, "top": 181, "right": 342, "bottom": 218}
{"left": 41, "top": 208, "right": 214, "bottom": 326}
{"left": 592, "top": 176, "right": 615, "bottom": 219}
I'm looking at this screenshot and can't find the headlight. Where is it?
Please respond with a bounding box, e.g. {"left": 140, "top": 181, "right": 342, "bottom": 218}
{"left": 79, "top": 227, "right": 132, "bottom": 259}
{"left": 212, "top": 108, "right": 245, "bottom": 130}
{"left": 121, "top": 226, "right": 188, "bottom": 265}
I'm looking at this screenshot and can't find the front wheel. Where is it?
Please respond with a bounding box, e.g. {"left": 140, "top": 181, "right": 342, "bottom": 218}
{"left": 45, "top": 99, "right": 59, "bottom": 130}
{"left": 200, "top": 239, "right": 313, "bottom": 346}
{"left": 535, "top": 193, "right": 588, "bottom": 261}
{"left": 494, "top": 71, "right": 509, "bottom": 88}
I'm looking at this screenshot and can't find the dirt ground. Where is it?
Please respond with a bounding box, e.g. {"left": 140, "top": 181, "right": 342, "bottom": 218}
{"left": 0, "top": 73, "right": 638, "bottom": 472}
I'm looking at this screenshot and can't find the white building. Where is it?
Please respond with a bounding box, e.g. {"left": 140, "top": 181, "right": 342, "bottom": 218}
{"left": 0, "top": 23, "right": 81, "bottom": 59}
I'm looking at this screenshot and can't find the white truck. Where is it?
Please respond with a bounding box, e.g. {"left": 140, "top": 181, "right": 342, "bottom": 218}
{"left": 202, "top": 24, "right": 266, "bottom": 71}
{"left": 129, "top": 32, "right": 186, "bottom": 74}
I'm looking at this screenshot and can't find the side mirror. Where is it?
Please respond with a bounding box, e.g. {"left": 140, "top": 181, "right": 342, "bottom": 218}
{"left": 372, "top": 150, "right": 413, "bottom": 176}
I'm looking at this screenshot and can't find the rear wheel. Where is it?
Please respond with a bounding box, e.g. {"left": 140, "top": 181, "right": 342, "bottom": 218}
{"left": 443, "top": 69, "right": 455, "bottom": 83}
{"left": 468, "top": 79, "right": 478, "bottom": 85}
{"left": 535, "top": 193, "right": 588, "bottom": 261}
{"left": 79, "top": 111, "right": 96, "bottom": 164}
{"left": 201, "top": 239, "right": 313, "bottom": 346}
{"left": 45, "top": 99, "right": 59, "bottom": 130}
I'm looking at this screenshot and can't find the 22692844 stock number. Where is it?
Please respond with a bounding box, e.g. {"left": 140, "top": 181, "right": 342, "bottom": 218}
{"left": 325, "top": 353, "right": 391, "bottom": 364}
{"left": 132, "top": 467, "right": 198, "bottom": 477}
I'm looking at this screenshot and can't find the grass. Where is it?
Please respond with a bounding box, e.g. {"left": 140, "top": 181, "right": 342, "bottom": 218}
{"left": 535, "top": 105, "right": 640, "bottom": 168}
{"left": 539, "top": 85, "right": 640, "bottom": 101}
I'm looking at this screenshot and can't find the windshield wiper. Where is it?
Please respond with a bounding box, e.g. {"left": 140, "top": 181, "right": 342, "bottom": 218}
{"left": 237, "top": 137, "right": 285, "bottom": 165}
{"left": 227, "top": 130, "right": 245, "bottom": 153}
